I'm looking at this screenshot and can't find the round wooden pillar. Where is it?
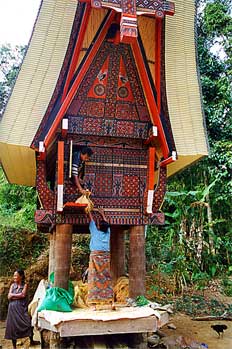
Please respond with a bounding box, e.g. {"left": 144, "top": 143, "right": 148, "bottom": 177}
{"left": 54, "top": 224, "right": 73, "bottom": 290}
{"left": 48, "top": 230, "right": 56, "bottom": 279}
{"left": 110, "top": 227, "right": 125, "bottom": 285}
{"left": 129, "top": 225, "right": 145, "bottom": 298}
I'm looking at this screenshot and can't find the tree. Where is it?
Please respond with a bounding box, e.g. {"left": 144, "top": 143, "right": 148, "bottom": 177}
{"left": 147, "top": 0, "right": 232, "bottom": 287}
{"left": 196, "top": 0, "right": 232, "bottom": 238}
{"left": 0, "top": 44, "right": 36, "bottom": 231}
{"left": 0, "top": 166, "right": 36, "bottom": 231}
{"left": 0, "top": 44, "right": 26, "bottom": 116}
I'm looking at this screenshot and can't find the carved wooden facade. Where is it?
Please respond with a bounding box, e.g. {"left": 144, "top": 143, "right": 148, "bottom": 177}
{"left": 0, "top": 0, "right": 209, "bottom": 300}
{"left": 32, "top": 1, "right": 176, "bottom": 231}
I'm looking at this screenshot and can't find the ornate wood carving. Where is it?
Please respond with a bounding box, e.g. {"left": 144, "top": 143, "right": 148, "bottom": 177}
{"left": 36, "top": 160, "right": 55, "bottom": 210}
{"left": 84, "top": 0, "right": 174, "bottom": 42}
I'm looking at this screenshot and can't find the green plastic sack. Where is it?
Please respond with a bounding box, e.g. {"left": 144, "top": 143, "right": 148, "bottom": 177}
{"left": 38, "top": 286, "right": 73, "bottom": 312}
{"left": 136, "top": 295, "right": 149, "bottom": 306}
{"left": 49, "top": 272, "right": 74, "bottom": 300}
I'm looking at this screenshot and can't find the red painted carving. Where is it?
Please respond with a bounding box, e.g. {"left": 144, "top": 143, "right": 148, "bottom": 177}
{"left": 36, "top": 160, "right": 55, "bottom": 210}
{"left": 153, "top": 165, "right": 167, "bottom": 212}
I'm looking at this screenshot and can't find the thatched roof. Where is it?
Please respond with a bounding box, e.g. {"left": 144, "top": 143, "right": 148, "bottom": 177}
{"left": 0, "top": 0, "right": 208, "bottom": 186}
{"left": 165, "top": 0, "right": 209, "bottom": 175}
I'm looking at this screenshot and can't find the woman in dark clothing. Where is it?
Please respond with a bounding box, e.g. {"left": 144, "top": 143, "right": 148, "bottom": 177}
{"left": 5, "top": 269, "right": 35, "bottom": 349}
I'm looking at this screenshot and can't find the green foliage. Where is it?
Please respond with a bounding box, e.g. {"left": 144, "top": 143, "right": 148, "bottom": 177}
{"left": 0, "top": 44, "right": 41, "bottom": 275}
{"left": 0, "top": 44, "right": 26, "bottom": 115}
{"left": 174, "top": 295, "right": 232, "bottom": 317}
{"left": 135, "top": 295, "right": 149, "bottom": 306}
{"left": 0, "top": 166, "right": 36, "bottom": 231}
{"left": 0, "top": 226, "right": 47, "bottom": 275}
{"left": 0, "top": 169, "right": 47, "bottom": 277}
{"left": 0, "top": 2, "right": 231, "bottom": 294}
{"left": 221, "top": 278, "right": 232, "bottom": 297}
{"left": 146, "top": 0, "right": 232, "bottom": 292}
{"left": 71, "top": 235, "right": 90, "bottom": 277}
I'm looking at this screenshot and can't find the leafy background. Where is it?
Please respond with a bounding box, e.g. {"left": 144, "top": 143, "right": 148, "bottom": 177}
{"left": 0, "top": 0, "right": 231, "bottom": 296}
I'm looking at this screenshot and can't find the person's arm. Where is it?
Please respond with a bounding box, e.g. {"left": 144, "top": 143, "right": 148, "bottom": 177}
{"left": 73, "top": 175, "right": 85, "bottom": 194}
{"left": 72, "top": 151, "right": 85, "bottom": 194}
{"left": 8, "top": 284, "right": 28, "bottom": 300}
{"left": 98, "top": 207, "right": 108, "bottom": 222}
{"left": 7, "top": 284, "right": 14, "bottom": 300}
{"left": 88, "top": 211, "right": 94, "bottom": 222}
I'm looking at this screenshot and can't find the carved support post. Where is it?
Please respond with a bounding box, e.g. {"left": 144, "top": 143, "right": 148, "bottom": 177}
{"left": 129, "top": 225, "right": 145, "bottom": 298}
{"left": 110, "top": 227, "right": 125, "bottom": 285}
{"left": 54, "top": 224, "right": 73, "bottom": 290}
{"left": 48, "top": 230, "right": 56, "bottom": 279}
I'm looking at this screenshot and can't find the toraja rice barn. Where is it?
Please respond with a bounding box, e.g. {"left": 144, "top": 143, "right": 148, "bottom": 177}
{"left": 0, "top": 0, "right": 208, "bottom": 295}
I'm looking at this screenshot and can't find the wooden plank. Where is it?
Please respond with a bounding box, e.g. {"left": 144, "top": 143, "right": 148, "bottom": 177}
{"left": 38, "top": 318, "right": 59, "bottom": 333}
{"left": 38, "top": 311, "right": 169, "bottom": 338}
{"left": 59, "top": 316, "right": 157, "bottom": 337}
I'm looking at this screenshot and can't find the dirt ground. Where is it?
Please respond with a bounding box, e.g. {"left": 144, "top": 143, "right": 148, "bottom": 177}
{"left": 161, "top": 313, "right": 232, "bottom": 349}
{"left": 1, "top": 315, "right": 232, "bottom": 349}
{"left": 0, "top": 321, "right": 41, "bottom": 349}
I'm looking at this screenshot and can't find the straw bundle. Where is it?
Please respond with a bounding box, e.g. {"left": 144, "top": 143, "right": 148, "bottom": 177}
{"left": 113, "top": 276, "right": 129, "bottom": 303}
{"left": 72, "top": 280, "right": 88, "bottom": 308}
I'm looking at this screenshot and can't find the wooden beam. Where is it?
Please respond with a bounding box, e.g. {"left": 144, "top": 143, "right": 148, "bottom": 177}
{"left": 146, "top": 147, "right": 156, "bottom": 214}
{"left": 110, "top": 227, "right": 126, "bottom": 285}
{"left": 129, "top": 226, "right": 145, "bottom": 298}
{"left": 57, "top": 141, "right": 64, "bottom": 212}
{"left": 131, "top": 40, "right": 169, "bottom": 158}
{"left": 160, "top": 151, "right": 177, "bottom": 166}
{"left": 48, "top": 230, "right": 56, "bottom": 279}
{"left": 148, "top": 147, "right": 155, "bottom": 190}
{"left": 61, "top": 118, "right": 68, "bottom": 138}
{"left": 61, "top": 4, "right": 92, "bottom": 102}
{"left": 155, "top": 19, "right": 162, "bottom": 113}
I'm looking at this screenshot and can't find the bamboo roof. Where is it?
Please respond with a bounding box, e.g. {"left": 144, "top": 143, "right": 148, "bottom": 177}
{"left": 0, "top": 0, "right": 208, "bottom": 186}
{"left": 0, "top": 0, "right": 77, "bottom": 185}
{"left": 165, "top": 0, "right": 209, "bottom": 175}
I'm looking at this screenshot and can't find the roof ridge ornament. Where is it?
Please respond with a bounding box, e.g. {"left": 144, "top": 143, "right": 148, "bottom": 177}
{"left": 82, "top": 0, "right": 175, "bottom": 42}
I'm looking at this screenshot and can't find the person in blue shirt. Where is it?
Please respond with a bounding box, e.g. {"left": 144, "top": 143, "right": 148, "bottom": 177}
{"left": 71, "top": 146, "right": 93, "bottom": 194}
{"left": 87, "top": 208, "right": 114, "bottom": 310}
